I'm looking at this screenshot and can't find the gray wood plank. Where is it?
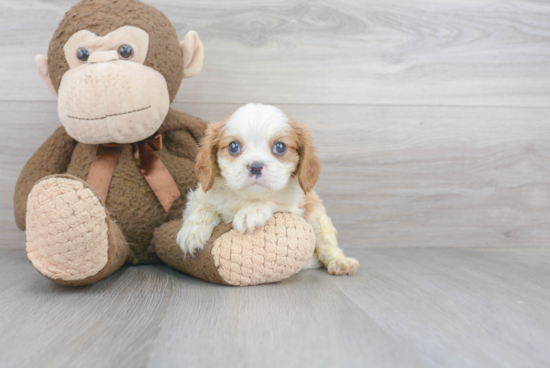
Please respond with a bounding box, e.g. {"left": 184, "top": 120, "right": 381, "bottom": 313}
{"left": 145, "top": 262, "right": 425, "bottom": 368}
{"left": 332, "top": 248, "right": 550, "bottom": 368}
{"left": 3, "top": 101, "right": 550, "bottom": 249}
{"left": 0, "top": 247, "right": 426, "bottom": 368}
{"left": 1, "top": 247, "right": 549, "bottom": 367}
{"left": 1, "top": 0, "right": 550, "bottom": 106}
{"left": 0, "top": 249, "right": 176, "bottom": 368}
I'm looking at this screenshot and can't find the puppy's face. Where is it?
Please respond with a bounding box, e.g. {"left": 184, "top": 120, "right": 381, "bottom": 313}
{"left": 196, "top": 103, "right": 320, "bottom": 194}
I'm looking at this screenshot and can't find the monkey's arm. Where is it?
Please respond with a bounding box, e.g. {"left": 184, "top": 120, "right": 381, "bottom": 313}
{"left": 14, "top": 126, "right": 76, "bottom": 230}
{"left": 162, "top": 109, "right": 208, "bottom": 160}
{"left": 163, "top": 130, "right": 200, "bottom": 161}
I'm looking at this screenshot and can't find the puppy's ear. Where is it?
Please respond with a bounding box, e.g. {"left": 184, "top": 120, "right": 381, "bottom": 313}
{"left": 195, "top": 121, "right": 225, "bottom": 192}
{"left": 291, "top": 119, "right": 321, "bottom": 193}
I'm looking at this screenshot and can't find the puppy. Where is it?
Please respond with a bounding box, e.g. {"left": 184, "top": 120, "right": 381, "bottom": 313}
{"left": 176, "top": 103, "right": 359, "bottom": 275}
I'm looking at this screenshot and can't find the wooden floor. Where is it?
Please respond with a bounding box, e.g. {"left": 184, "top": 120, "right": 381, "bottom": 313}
{"left": 1, "top": 246, "right": 550, "bottom": 367}
{"left": 1, "top": 0, "right": 550, "bottom": 367}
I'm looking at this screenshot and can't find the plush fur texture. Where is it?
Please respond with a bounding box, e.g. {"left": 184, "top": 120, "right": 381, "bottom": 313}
{"left": 47, "top": 0, "right": 184, "bottom": 101}
{"left": 177, "top": 103, "right": 360, "bottom": 275}
{"left": 26, "top": 175, "right": 130, "bottom": 286}
{"left": 154, "top": 219, "right": 233, "bottom": 285}
{"left": 26, "top": 176, "right": 110, "bottom": 280}
{"left": 210, "top": 213, "right": 316, "bottom": 285}
{"left": 14, "top": 126, "right": 76, "bottom": 230}
{"left": 58, "top": 110, "right": 204, "bottom": 264}
{"left": 154, "top": 213, "right": 316, "bottom": 286}
{"left": 15, "top": 109, "right": 206, "bottom": 266}
{"left": 57, "top": 25, "right": 173, "bottom": 144}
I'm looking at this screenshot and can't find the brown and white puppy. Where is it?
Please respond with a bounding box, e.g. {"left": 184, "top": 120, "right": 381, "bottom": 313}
{"left": 176, "top": 103, "right": 359, "bottom": 275}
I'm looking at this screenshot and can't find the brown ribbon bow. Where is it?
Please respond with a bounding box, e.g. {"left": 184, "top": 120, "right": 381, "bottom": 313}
{"left": 87, "top": 134, "right": 181, "bottom": 212}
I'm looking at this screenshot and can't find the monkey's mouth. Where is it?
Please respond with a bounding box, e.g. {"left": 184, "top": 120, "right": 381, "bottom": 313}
{"left": 67, "top": 106, "right": 151, "bottom": 121}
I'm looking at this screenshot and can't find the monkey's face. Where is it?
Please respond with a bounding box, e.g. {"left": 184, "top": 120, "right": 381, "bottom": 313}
{"left": 57, "top": 26, "right": 170, "bottom": 144}
{"left": 36, "top": 0, "right": 204, "bottom": 145}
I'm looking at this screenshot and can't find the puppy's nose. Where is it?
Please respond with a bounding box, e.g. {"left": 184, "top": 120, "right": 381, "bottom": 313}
{"left": 248, "top": 162, "right": 264, "bottom": 177}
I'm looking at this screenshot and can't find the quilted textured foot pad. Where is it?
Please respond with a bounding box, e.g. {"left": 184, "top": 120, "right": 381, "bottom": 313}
{"left": 26, "top": 176, "right": 109, "bottom": 282}
{"left": 211, "top": 213, "right": 316, "bottom": 286}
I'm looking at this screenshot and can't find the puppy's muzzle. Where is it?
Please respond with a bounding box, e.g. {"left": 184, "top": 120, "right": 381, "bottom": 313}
{"left": 248, "top": 162, "right": 264, "bottom": 177}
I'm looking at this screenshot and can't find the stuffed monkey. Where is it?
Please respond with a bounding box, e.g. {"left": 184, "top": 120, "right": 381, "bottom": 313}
{"left": 14, "top": 0, "right": 315, "bottom": 287}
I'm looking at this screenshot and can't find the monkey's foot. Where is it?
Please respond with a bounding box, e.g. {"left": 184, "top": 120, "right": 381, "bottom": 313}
{"left": 26, "top": 175, "right": 128, "bottom": 286}
{"left": 154, "top": 213, "right": 316, "bottom": 286}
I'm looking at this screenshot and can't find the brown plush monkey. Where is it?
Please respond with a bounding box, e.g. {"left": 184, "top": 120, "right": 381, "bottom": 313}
{"left": 14, "top": 0, "right": 314, "bottom": 286}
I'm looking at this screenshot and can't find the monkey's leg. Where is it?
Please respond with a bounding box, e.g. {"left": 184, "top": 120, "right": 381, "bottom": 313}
{"left": 25, "top": 175, "right": 130, "bottom": 286}
{"left": 152, "top": 213, "right": 316, "bottom": 286}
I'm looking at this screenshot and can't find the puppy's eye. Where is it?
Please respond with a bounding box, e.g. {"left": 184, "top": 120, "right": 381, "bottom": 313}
{"left": 229, "top": 141, "right": 241, "bottom": 154}
{"left": 118, "top": 44, "right": 134, "bottom": 60}
{"left": 77, "top": 48, "right": 90, "bottom": 62}
{"left": 273, "top": 142, "right": 286, "bottom": 155}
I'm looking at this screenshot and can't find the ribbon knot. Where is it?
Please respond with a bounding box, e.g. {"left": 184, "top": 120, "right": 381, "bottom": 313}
{"left": 87, "top": 134, "right": 181, "bottom": 212}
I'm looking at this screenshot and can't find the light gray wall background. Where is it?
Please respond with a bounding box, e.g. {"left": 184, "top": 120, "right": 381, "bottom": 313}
{"left": 2, "top": 0, "right": 550, "bottom": 250}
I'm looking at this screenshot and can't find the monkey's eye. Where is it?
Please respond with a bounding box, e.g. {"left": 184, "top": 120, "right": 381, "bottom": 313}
{"left": 118, "top": 45, "right": 134, "bottom": 60}
{"left": 76, "top": 48, "right": 90, "bottom": 62}
{"left": 229, "top": 141, "right": 241, "bottom": 155}
{"left": 273, "top": 142, "right": 286, "bottom": 155}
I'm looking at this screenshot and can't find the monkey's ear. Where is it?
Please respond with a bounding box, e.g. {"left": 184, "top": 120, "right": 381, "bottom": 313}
{"left": 35, "top": 55, "right": 57, "bottom": 96}
{"left": 180, "top": 31, "right": 204, "bottom": 79}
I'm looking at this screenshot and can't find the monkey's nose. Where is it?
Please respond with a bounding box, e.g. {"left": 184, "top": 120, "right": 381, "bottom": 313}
{"left": 88, "top": 50, "right": 119, "bottom": 64}
{"left": 248, "top": 162, "right": 264, "bottom": 177}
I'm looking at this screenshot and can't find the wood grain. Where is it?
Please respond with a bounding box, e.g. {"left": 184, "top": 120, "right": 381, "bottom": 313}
{"left": 1, "top": 0, "right": 550, "bottom": 106}
{"left": 1, "top": 247, "right": 549, "bottom": 367}
{"left": 331, "top": 248, "right": 550, "bottom": 368}
{"left": 3, "top": 101, "right": 550, "bottom": 249}
{"left": 0, "top": 248, "right": 425, "bottom": 368}
{"left": 2, "top": 1, "right": 550, "bottom": 367}
{"left": 0, "top": 249, "right": 176, "bottom": 367}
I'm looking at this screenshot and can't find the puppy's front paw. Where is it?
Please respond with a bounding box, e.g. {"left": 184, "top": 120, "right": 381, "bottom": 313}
{"left": 328, "top": 257, "right": 360, "bottom": 275}
{"left": 176, "top": 222, "right": 214, "bottom": 257}
{"left": 232, "top": 206, "right": 273, "bottom": 233}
